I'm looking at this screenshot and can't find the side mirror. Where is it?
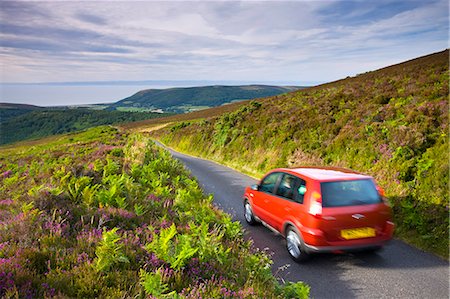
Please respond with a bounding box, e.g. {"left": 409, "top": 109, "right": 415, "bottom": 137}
{"left": 251, "top": 184, "right": 259, "bottom": 191}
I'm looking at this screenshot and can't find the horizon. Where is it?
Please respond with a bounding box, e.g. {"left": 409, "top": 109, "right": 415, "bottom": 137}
{"left": 0, "top": 80, "right": 315, "bottom": 106}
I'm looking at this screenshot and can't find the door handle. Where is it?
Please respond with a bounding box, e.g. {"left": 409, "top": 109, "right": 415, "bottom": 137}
{"left": 285, "top": 207, "right": 292, "bottom": 212}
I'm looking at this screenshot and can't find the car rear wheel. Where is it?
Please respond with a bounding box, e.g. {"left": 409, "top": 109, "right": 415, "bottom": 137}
{"left": 286, "top": 227, "right": 309, "bottom": 262}
{"left": 244, "top": 200, "right": 257, "bottom": 225}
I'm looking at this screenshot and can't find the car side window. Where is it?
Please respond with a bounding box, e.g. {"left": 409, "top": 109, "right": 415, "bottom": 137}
{"left": 294, "top": 179, "right": 307, "bottom": 204}
{"left": 260, "top": 173, "right": 281, "bottom": 194}
{"left": 275, "top": 175, "right": 306, "bottom": 204}
{"left": 276, "top": 174, "right": 297, "bottom": 200}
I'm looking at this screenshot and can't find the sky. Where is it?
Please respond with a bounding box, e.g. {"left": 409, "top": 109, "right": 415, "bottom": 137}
{"left": 0, "top": 0, "right": 448, "bottom": 86}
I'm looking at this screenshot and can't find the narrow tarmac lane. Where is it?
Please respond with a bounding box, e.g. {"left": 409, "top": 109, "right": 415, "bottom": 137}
{"left": 156, "top": 141, "right": 449, "bottom": 299}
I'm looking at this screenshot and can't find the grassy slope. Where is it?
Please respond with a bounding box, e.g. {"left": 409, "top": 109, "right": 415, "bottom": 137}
{"left": 114, "top": 85, "right": 301, "bottom": 111}
{"left": 150, "top": 50, "right": 449, "bottom": 258}
{"left": 0, "top": 126, "right": 309, "bottom": 298}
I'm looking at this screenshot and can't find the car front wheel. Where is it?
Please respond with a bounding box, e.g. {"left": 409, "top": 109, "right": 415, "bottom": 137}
{"left": 244, "top": 200, "right": 257, "bottom": 225}
{"left": 286, "top": 227, "right": 309, "bottom": 262}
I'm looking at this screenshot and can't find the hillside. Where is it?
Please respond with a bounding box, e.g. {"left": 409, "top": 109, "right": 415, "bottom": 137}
{"left": 113, "top": 85, "right": 301, "bottom": 113}
{"left": 0, "top": 108, "right": 173, "bottom": 145}
{"left": 0, "top": 126, "right": 309, "bottom": 297}
{"left": 150, "top": 50, "right": 449, "bottom": 257}
{"left": 0, "top": 103, "right": 44, "bottom": 121}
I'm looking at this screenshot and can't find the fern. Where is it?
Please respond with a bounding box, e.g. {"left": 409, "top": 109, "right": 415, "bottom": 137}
{"left": 139, "top": 269, "right": 180, "bottom": 298}
{"left": 60, "top": 173, "right": 92, "bottom": 203}
{"left": 81, "top": 184, "right": 100, "bottom": 206}
{"left": 145, "top": 224, "right": 198, "bottom": 270}
{"left": 97, "top": 177, "right": 126, "bottom": 208}
{"left": 95, "top": 227, "right": 129, "bottom": 272}
{"left": 172, "top": 234, "right": 198, "bottom": 269}
{"left": 139, "top": 269, "right": 168, "bottom": 296}
{"left": 190, "top": 221, "right": 230, "bottom": 265}
{"left": 103, "top": 158, "right": 120, "bottom": 177}
{"left": 21, "top": 201, "right": 35, "bottom": 213}
{"left": 281, "top": 281, "right": 311, "bottom": 299}
{"left": 157, "top": 223, "right": 177, "bottom": 260}
{"left": 134, "top": 203, "right": 146, "bottom": 216}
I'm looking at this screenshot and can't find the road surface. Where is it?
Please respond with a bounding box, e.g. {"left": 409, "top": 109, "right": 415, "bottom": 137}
{"left": 156, "top": 141, "right": 449, "bottom": 299}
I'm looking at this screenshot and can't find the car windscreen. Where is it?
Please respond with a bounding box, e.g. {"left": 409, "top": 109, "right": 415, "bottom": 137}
{"left": 320, "top": 179, "right": 381, "bottom": 207}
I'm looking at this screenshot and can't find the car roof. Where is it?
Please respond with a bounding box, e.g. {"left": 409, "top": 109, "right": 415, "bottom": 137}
{"left": 278, "top": 167, "right": 373, "bottom": 182}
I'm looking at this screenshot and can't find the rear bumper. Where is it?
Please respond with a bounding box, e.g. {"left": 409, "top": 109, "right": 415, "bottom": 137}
{"left": 300, "top": 221, "right": 395, "bottom": 253}
{"left": 304, "top": 240, "right": 390, "bottom": 253}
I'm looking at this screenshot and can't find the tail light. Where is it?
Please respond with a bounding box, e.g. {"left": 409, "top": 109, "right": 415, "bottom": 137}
{"left": 309, "top": 191, "right": 322, "bottom": 217}
{"left": 376, "top": 185, "right": 390, "bottom": 206}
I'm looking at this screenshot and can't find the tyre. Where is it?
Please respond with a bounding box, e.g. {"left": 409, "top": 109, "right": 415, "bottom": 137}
{"left": 244, "top": 200, "right": 257, "bottom": 225}
{"left": 286, "top": 226, "right": 310, "bottom": 262}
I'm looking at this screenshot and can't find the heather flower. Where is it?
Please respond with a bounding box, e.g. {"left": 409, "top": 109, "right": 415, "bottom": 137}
{"left": 115, "top": 208, "right": 135, "bottom": 219}
{"left": 147, "top": 194, "right": 161, "bottom": 202}
{"left": 238, "top": 287, "right": 255, "bottom": 298}
{"left": 0, "top": 258, "right": 12, "bottom": 266}
{"left": 378, "top": 143, "right": 393, "bottom": 158}
{"left": 1, "top": 170, "right": 12, "bottom": 178}
{"left": 0, "top": 199, "right": 13, "bottom": 206}
{"left": 220, "top": 287, "right": 237, "bottom": 298}
{"left": 76, "top": 252, "right": 91, "bottom": 264}
{"left": 99, "top": 207, "right": 135, "bottom": 220}
{"left": 44, "top": 220, "right": 68, "bottom": 237}
{"left": 0, "top": 242, "right": 9, "bottom": 252}
{"left": 122, "top": 231, "right": 141, "bottom": 247}
{"left": 41, "top": 282, "right": 56, "bottom": 298}
{"left": 19, "top": 280, "right": 34, "bottom": 299}
{"left": 159, "top": 266, "right": 175, "bottom": 279}
{"left": 77, "top": 228, "right": 102, "bottom": 244}
{"left": 160, "top": 219, "right": 172, "bottom": 229}
{"left": 0, "top": 271, "right": 15, "bottom": 295}
{"left": 147, "top": 253, "right": 164, "bottom": 269}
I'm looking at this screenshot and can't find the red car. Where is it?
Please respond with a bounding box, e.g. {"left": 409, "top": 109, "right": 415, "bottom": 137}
{"left": 243, "top": 167, "right": 394, "bottom": 262}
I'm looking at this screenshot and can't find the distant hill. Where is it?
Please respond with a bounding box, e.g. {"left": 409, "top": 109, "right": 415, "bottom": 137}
{"left": 0, "top": 102, "right": 44, "bottom": 121}
{"left": 0, "top": 103, "right": 43, "bottom": 109}
{"left": 112, "top": 85, "right": 302, "bottom": 113}
{"left": 0, "top": 108, "right": 173, "bottom": 145}
{"left": 150, "top": 50, "right": 449, "bottom": 257}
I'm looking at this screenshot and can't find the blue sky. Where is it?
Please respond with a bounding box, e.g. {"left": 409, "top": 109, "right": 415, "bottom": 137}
{"left": 0, "top": 0, "right": 448, "bottom": 85}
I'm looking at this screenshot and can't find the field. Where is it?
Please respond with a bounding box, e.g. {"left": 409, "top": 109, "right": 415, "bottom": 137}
{"left": 149, "top": 50, "right": 449, "bottom": 258}
{"left": 0, "top": 126, "right": 309, "bottom": 298}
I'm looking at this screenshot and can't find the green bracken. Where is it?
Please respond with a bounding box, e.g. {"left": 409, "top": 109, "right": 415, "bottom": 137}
{"left": 0, "top": 126, "right": 310, "bottom": 298}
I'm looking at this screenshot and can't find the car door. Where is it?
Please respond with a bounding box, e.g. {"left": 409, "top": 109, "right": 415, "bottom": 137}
{"left": 251, "top": 172, "right": 282, "bottom": 226}
{"left": 272, "top": 174, "right": 306, "bottom": 231}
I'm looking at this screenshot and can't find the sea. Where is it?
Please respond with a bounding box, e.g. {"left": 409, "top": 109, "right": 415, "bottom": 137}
{"left": 0, "top": 83, "right": 178, "bottom": 107}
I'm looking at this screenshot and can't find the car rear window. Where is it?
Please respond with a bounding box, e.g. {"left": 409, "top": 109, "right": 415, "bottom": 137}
{"left": 320, "top": 179, "right": 381, "bottom": 207}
